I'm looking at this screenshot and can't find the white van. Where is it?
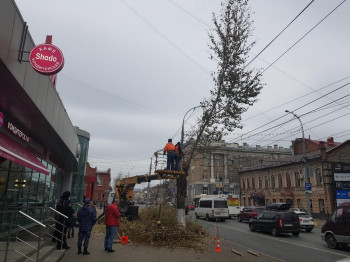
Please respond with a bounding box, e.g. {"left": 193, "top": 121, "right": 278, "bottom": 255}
{"left": 195, "top": 197, "right": 230, "bottom": 222}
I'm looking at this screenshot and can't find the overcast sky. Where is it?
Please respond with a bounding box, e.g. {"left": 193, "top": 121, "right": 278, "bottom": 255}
{"left": 15, "top": 0, "right": 350, "bottom": 181}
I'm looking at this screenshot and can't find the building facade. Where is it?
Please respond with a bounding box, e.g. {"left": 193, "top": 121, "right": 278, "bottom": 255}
{"left": 186, "top": 141, "right": 292, "bottom": 204}
{"left": 0, "top": 0, "right": 80, "bottom": 233}
{"left": 71, "top": 127, "right": 90, "bottom": 204}
{"left": 239, "top": 139, "right": 350, "bottom": 218}
{"left": 84, "top": 162, "right": 111, "bottom": 204}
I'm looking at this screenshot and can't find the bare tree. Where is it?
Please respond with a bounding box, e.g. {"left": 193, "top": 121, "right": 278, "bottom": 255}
{"left": 176, "top": 0, "right": 264, "bottom": 226}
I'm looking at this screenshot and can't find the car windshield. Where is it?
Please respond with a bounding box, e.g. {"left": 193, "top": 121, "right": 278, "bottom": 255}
{"left": 254, "top": 208, "right": 265, "bottom": 213}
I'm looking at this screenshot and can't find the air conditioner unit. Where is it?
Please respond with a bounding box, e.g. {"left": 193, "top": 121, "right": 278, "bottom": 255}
{"left": 299, "top": 174, "right": 304, "bottom": 179}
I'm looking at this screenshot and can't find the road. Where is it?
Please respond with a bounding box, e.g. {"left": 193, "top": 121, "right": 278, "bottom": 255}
{"left": 188, "top": 212, "right": 350, "bottom": 262}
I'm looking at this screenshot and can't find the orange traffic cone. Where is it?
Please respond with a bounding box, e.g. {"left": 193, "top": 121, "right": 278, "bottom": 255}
{"left": 215, "top": 237, "right": 222, "bottom": 252}
{"left": 120, "top": 236, "right": 128, "bottom": 244}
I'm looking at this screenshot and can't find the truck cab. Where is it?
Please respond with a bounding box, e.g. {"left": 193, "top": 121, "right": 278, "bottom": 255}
{"left": 321, "top": 202, "right": 350, "bottom": 249}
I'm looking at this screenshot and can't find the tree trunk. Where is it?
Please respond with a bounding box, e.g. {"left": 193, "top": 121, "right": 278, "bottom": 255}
{"left": 176, "top": 168, "right": 188, "bottom": 227}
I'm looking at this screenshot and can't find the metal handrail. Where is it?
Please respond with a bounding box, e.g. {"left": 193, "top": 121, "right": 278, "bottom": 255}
{"left": 49, "top": 207, "right": 68, "bottom": 219}
{"left": 12, "top": 210, "right": 46, "bottom": 262}
{"left": 18, "top": 211, "right": 47, "bottom": 228}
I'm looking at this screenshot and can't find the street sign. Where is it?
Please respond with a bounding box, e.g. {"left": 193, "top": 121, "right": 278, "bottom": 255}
{"left": 305, "top": 182, "right": 312, "bottom": 192}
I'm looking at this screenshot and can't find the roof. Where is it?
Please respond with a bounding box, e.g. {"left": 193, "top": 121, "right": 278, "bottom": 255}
{"left": 239, "top": 140, "right": 350, "bottom": 173}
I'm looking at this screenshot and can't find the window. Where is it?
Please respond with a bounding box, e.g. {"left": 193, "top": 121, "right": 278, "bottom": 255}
{"left": 203, "top": 170, "right": 209, "bottom": 180}
{"left": 286, "top": 173, "right": 291, "bottom": 187}
{"left": 242, "top": 179, "right": 245, "bottom": 189}
{"left": 264, "top": 176, "right": 269, "bottom": 189}
{"left": 271, "top": 175, "right": 275, "bottom": 189}
{"left": 279, "top": 199, "right": 283, "bottom": 203}
{"left": 252, "top": 177, "right": 255, "bottom": 189}
{"left": 295, "top": 172, "right": 300, "bottom": 187}
{"left": 258, "top": 177, "right": 262, "bottom": 189}
{"left": 97, "top": 175, "right": 103, "bottom": 186}
{"left": 203, "top": 185, "right": 208, "bottom": 195}
{"left": 247, "top": 178, "right": 250, "bottom": 189}
{"left": 278, "top": 174, "right": 283, "bottom": 188}
{"left": 297, "top": 199, "right": 302, "bottom": 208}
{"left": 316, "top": 169, "right": 322, "bottom": 185}
{"left": 272, "top": 199, "right": 276, "bottom": 203}
{"left": 319, "top": 199, "right": 325, "bottom": 213}
{"left": 199, "top": 200, "right": 211, "bottom": 208}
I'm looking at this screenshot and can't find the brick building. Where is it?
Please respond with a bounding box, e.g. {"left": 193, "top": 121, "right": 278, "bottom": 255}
{"left": 239, "top": 138, "right": 350, "bottom": 218}
{"left": 186, "top": 140, "right": 292, "bottom": 204}
{"left": 84, "top": 162, "right": 111, "bottom": 204}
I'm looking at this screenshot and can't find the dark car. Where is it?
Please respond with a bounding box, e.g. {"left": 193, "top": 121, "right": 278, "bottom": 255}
{"left": 248, "top": 203, "right": 300, "bottom": 237}
{"left": 238, "top": 206, "right": 265, "bottom": 222}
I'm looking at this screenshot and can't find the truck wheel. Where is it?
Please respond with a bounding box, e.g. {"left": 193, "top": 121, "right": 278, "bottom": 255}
{"left": 119, "top": 201, "right": 129, "bottom": 214}
{"left": 238, "top": 217, "right": 242, "bottom": 222}
{"left": 326, "top": 234, "right": 339, "bottom": 249}
{"left": 206, "top": 214, "right": 210, "bottom": 221}
{"left": 195, "top": 213, "right": 199, "bottom": 219}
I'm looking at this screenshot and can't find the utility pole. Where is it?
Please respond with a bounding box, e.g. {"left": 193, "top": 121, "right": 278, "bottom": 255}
{"left": 286, "top": 110, "right": 311, "bottom": 215}
{"left": 146, "top": 157, "right": 152, "bottom": 206}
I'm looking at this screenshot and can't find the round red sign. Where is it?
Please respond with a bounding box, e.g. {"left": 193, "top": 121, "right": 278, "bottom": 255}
{"left": 29, "top": 44, "right": 64, "bottom": 75}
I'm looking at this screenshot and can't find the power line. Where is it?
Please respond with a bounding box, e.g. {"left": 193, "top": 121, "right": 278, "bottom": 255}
{"left": 228, "top": 81, "right": 350, "bottom": 143}
{"left": 119, "top": 0, "right": 211, "bottom": 76}
{"left": 262, "top": 0, "right": 347, "bottom": 74}
{"left": 245, "top": 0, "right": 315, "bottom": 68}
{"left": 243, "top": 74, "right": 350, "bottom": 122}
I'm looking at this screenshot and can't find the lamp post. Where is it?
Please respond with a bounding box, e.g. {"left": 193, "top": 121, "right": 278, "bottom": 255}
{"left": 181, "top": 105, "right": 202, "bottom": 147}
{"left": 285, "top": 110, "right": 311, "bottom": 215}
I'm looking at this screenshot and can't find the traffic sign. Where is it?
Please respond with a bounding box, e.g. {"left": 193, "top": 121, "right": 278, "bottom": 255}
{"left": 305, "top": 182, "right": 312, "bottom": 192}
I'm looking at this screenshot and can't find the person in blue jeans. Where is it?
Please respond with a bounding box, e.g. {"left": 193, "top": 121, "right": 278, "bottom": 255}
{"left": 104, "top": 199, "right": 120, "bottom": 252}
{"left": 77, "top": 198, "right": 96, "bottom": 255}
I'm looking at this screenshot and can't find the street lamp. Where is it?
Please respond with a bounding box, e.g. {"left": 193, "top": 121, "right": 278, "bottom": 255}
{"left": 285, "top": 110, "right": 311, "bottom": 215}
{"left": 181, "top": 105, "right": 202, "bottom": 147}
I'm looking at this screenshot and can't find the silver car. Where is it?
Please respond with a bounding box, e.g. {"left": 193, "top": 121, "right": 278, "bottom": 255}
{"left": 294, "top": 211, "right": 314, "bottom": 232}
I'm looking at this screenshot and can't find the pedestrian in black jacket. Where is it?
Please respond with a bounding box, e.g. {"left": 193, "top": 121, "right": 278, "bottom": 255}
{"left": 55, "top": 191, "right": 74, "bottom": 250}
{"left": 77, "top": 198, "right": 97, "bottom": 255}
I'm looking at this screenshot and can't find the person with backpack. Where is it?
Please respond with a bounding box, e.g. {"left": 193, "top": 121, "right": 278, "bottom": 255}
{"left": 55, "top": 191, "right": 74, "bottom": 250}
{"left": 174, "top": 142, "right": 183, "bottom": 171}
{"left": 77, "top": 198, "right": 97, "bottom": 255}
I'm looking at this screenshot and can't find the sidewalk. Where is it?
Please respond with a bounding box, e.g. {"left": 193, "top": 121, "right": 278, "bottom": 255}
{"left": 63, "top": 234, "right": 281, "bottom": 262}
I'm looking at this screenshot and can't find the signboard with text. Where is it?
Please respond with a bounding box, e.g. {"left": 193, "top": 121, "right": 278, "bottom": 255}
{"left": 29, "top": 44, "right": 64, "bottom": 75}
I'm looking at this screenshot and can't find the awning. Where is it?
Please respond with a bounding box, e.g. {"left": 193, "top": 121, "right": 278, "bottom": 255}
{"left": 0, "top": 132, "right": 50, "bottom": 175}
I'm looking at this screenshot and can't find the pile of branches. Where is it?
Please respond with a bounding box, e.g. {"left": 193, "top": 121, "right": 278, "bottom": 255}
{"left": 92, "top": 204, "right": 209, "bottom": 251}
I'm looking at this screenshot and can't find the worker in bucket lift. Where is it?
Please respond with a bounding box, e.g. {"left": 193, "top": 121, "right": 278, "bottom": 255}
{"left": 163, "top": 138, "right": 175, "bottom": 170}
{"left": 175, "top": 142, "right": 183, "bottom": 171}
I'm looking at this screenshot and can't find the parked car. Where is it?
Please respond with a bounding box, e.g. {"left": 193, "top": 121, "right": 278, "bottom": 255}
{"left": 238, "top": 206, "right": 265, "bottom": 222}
{"left": 248, "top": 203, "right": 300, "bottom": 237}
{"left": 321, "top": 202, "right": 350, "bottom": 249}
{"left": 294, "top": 211, "right": 314, "bottom": 232}
{"left": 188, "top": 204, "right": 195, "bottom": 211}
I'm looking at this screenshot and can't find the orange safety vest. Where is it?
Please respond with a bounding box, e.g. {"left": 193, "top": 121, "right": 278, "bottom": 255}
{"left": 164, "top": 142, "right": 175, "bottom": 152}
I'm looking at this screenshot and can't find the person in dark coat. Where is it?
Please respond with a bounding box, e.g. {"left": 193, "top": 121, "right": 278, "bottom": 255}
{"left": 77, "top": 198, "right": 97, "bottom": 255}
{"left": 55, "top": 191, "right": 74, "bottom": 250}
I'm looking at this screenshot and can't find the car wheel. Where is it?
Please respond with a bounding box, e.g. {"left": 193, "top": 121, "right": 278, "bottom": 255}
{"left": 206, "top": 214, "right": 210, "bottom": 221}
{"left": 238, "top": 217, "right": 242, "bottom": 222}
{"left": 271, "top": 228, "right": 279, "bottom": 237}
{"left": 249, "top": 223, "right": 255, "bottom": 232}
{"left": 221, "top": 219, "right": 226, "bottom": 222}
{"left": 305, "top": 228, "right": 313, "bottom": 233}
{"left": 326, "top": 234, "right": 339, "bottom": 249}
{"left": 292, "top": 232, "right": 299, "bottom": 237}
{"left": 195, "top": 213, "right": 199, "bottom": 219}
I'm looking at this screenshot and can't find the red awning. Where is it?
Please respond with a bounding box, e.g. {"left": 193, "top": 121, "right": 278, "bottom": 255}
{"left": 0, "top": 132, "right": 50, "bottom": 175}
